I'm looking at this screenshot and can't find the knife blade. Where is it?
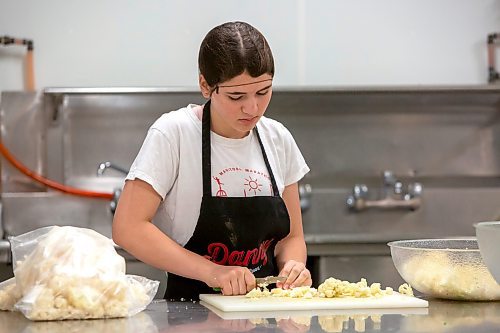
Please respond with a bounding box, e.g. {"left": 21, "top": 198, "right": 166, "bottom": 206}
{"left": 255, "top": 276, "right": 286, "bottom": 285}
{"left": 212, "top": 275, "right": 286, "bottom": 292}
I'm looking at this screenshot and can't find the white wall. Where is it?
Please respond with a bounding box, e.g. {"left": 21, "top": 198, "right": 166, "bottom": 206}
{"left": 1, "top": 0, "right": 500, "bottom": 91}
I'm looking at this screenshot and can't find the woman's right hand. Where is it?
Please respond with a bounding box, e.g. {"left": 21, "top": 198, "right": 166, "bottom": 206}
{"left": 205, "top": 264, "right": 256, "bottom": 295}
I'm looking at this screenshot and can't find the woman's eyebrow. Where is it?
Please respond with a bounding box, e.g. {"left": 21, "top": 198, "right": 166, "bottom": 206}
{"left": 257, "top": 84, "right": 272, "bottom": 93}
{"left": 226, "top": 84, "right": 272, "bottom": 95}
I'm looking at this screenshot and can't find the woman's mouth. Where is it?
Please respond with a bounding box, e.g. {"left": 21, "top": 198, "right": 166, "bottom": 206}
{"left": 238, "top": 116, "right": 258, "bottom": 124}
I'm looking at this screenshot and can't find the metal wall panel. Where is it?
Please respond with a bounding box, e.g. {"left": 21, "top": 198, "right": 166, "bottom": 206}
{"left": 2, "top": 87, "right": 500, "bottom": 286}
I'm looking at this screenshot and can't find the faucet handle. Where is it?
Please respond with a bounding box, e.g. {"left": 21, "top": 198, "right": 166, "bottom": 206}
{"left": 97, "top": 161, "right": 128, "bottom": 177}
{"left": 382, "top": 170, "right": 396, "bottom": 186}
{"left": 110, "top": 188, "right": 122, "bottom": 214}
{"left": 347, "top": 184, "right": 368, "bottom": 210}
{"left": 394, "top": 181, "right": 404, "bottom": 195}
{"left": 406, "top": 182, "right": 423, "bottom": 198}
{"left": 353, "top": 184, "right": 369, "bottom": 199}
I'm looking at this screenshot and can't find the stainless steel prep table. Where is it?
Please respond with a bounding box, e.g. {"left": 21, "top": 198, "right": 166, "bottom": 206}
{"left": 0, "top": 299, "right": 499, "bottom": 333}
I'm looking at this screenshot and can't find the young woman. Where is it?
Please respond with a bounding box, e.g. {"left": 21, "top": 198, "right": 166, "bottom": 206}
{"left": 112, "top": 21, "right": 311, "bottom": 301}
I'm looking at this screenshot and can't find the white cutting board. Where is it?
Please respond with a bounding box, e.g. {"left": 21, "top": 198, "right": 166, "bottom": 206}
{"left": 199, "top": 292, "right": 428, "bottom": 312}
{"left": 200, "top": 300, "right": 429, "bottom": 320}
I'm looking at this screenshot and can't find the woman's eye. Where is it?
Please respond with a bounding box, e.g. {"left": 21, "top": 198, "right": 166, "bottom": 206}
{"left": 257, "top": 90, "right": 269, "bottom": 96}
{"left": 228, "top": 95, "right": 243, "bottom": 101}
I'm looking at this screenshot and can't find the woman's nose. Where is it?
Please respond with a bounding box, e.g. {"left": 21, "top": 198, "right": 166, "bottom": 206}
{"left": 242, "top": 97, "right": 259, "bottom": 115}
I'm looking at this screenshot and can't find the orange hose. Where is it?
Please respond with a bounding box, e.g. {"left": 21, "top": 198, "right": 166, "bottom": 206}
{"left": 0, "top": 141, "right": 113, "bottom": 200}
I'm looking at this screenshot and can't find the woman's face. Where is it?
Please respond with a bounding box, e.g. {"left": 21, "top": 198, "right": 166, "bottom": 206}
{"left": 204, "top": 71, "right": 273, "bottom": 139}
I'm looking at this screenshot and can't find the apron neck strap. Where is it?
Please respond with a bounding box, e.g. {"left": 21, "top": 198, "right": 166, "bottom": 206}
{"left": 254, "top": 126, "right": 280, "bottom": 196}
{"left": 201, "top": 100, "right": 280, "bottom": 197}
{"left": 202, "top": 101, "right": 212, "bottom": 196}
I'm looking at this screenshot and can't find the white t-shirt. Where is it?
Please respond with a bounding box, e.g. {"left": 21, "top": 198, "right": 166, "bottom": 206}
{"left": 126, "top": 104, "right": 310, "bottom": 246}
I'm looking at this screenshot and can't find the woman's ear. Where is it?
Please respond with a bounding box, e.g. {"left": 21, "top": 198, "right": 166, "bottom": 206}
{"left": 199, "top": 74, "right": 211, "bottom": 99}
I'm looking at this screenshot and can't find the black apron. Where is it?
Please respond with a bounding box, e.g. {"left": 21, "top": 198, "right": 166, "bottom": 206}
{"left": 165, "top": 100, "right": 291, "bottom": 301}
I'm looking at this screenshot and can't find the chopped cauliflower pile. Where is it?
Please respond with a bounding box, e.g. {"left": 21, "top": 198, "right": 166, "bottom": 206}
{"left": 318, "top": 277, "right": 393, "bottom": 298}
{"left": 246, "top": 277, "right": 413, "bottom": 299}
{"left": 0, "top": 226, "right": 159, "bottom": 321}
{"left": 247, "top": 285, "right": 318, "bottom": 298}
{"left": 402, "top": 252, "right": 500, "bottom": 301}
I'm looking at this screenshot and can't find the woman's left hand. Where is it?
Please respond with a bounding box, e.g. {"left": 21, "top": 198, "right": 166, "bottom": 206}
{"left": 276, "top": 260, "right": 312, "bottom": 289}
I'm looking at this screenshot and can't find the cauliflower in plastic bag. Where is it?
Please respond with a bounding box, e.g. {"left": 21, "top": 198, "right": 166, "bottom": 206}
{"left": 0, "top": 278, "right": 21, "bottom": 311}
{"left": 0, "top": 226, "right": 159, "bottom": 321}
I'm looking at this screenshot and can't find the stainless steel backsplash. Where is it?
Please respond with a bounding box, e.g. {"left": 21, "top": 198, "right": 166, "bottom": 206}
{"left": 2, "top": 87, "right": 500, "bottom": 240}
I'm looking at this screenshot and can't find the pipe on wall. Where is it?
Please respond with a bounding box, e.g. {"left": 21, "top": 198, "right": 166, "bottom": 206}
{"left": 0, "top": 35, "right": 35, "bottom": 91}
{"left": 487, "top": 33, "right": 500, "bottom": 83}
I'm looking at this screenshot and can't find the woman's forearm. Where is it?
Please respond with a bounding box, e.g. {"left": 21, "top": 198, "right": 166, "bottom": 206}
{"left": 113, "top": 220, "right": 215, "bottom": 284}
{"left": 274, "top": 234, "right": 307, "bottom": 271}
{"left": 276, "top": 182, "right": 308, "bottom": 270}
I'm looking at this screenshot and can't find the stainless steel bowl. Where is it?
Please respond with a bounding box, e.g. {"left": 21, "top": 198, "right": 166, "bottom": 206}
{"left": 388, "top": 238, "right": 500, "bottom": 301}
{"left": 475, "top": 221, "right": 500, "bottom": 284}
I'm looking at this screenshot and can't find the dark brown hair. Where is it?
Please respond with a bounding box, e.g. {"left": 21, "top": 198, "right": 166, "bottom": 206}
{"left": 198, "top": 21, "right": 274, "bottom": 87}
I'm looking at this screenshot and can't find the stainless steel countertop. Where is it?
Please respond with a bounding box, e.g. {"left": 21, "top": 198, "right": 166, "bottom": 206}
{"left": 0, "top": 298, "right": 499, "bottom": 333}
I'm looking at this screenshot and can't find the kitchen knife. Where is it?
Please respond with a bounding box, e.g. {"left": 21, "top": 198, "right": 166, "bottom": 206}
{"left": 255, "top": 276, "right": 286, "bottom": 285}
{"left": 213, "top": 276, "right": 286, "bottom": 292}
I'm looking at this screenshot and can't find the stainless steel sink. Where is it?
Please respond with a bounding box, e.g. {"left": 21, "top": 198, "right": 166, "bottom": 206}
{"left": 1, "top": 192, "right": 112, "bottom": 238}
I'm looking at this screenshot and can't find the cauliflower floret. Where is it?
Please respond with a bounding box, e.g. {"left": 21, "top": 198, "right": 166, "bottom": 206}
{"left": 246, "top": 286, "right": 271, "bottom": 298}
{"left": 398, "top": 283, "right": 414, "bottom": 296}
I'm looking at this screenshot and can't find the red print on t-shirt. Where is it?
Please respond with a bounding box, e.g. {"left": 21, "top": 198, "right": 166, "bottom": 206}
{"left": 244, "top": 176, "right": 262, "bottom": 195}
{"left": 214, "top": 167, "right": 270, "bottom": 197}
{"left": 213, "top": 177, "right": 227, "bottom": 197}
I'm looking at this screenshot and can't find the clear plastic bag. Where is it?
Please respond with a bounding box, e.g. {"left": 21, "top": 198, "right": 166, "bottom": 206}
{"left": 0, "top": 277, "right": 20, "bottom": 311}
{"left": 0, "top": 226, "right": 159, "bottom": 321}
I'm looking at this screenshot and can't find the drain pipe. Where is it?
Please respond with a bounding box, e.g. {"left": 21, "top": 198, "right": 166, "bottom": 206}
{"left": 0, "top": 35, "right": 35, "bottom": 91}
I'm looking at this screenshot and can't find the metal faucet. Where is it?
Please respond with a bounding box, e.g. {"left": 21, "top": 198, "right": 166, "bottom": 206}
{"left": 96, "top": 161, "right": 128, "bottom": 214}
{"left": 299, "top": 183, "right": 312, "bottom": 212}
{"left": 109, "top": 188, "right": 122, "bottom": 214}
{"left": 96, "top": 161, "right": 129, "bottom": 176}
{"left": 346, "top": 170, "right": 423, "bottom": 211}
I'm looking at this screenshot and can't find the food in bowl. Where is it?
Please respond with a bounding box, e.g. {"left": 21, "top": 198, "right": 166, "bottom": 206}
{"left": 475, "top": 221, "right": 500, "bottom": 284}
{"left": 388, "top": 238, "right": 500, "bottom": 301}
